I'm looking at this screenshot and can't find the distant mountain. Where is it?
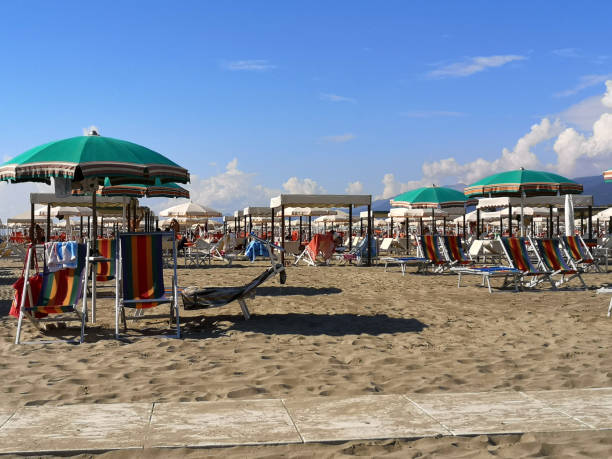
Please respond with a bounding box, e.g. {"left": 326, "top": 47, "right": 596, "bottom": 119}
{"left": 573, "top": 175, "right": 612, "bottom": 206}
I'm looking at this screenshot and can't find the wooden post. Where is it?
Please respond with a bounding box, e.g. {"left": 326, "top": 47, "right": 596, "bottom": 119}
{"left": 308, "top": 215, "right": 312, "bottom": 241}
{"left": 92, "top": 192, "right": 97, "bottom": 239}
{"left": 360, "top": 218, "right": 363, "bottom": 236}
{"left": 556, "top": 212, "right": 560, "bottom": 237}
{"left": 87, "top": 216, "right": 90, "bottom": 239}
{"left": 588, "top": 205, "right": 593, "bottom": 239}
{"left": 549, "top": 206, "right": 553, "bottom": 238}
{"left": 80, "top": 215, "right": 83, "bottom": 240}
{"left": 462, "top": 212, "right": 466, "bottom": 240}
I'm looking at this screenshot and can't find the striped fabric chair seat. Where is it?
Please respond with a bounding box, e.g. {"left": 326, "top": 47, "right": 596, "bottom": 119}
{"left": 441, "top": 235, "right": 471, "bottom": 265}
{"left": 95, "top": 238, "right": 116, "bottom": 282}
{"left": 419, "top": 235, "right": 446, "bottom": 268}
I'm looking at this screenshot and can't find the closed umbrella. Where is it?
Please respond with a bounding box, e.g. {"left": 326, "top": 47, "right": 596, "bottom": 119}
{"left": 565, "top": 194, "right": 575, "bottom": 236}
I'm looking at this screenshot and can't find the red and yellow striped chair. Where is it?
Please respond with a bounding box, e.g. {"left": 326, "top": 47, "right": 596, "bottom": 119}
{"left": 533, "top": 237, "right": 585, "bottom": 288}
{"left": 115, "top": 232, "right": 180, "bottom": 339}
{"left": 418, "top": 235, "right": 447, "bottom": 272}
{"left": 95, "top": 238, "right": 116, "bottom": 281}
{"left": 561, "top": 235, "right": 600, "bottom": 273}
{"left": 15, "top": 242, "right": 90, "bottom": 344}
{"left": 500, "top": 237, "right": 555, "bottom": 289}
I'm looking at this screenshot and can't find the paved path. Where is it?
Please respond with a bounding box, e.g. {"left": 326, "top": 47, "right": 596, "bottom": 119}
{"left": 0, "top": 387, "right": 611, "bottom": 454}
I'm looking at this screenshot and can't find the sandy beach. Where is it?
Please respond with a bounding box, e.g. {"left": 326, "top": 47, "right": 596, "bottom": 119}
{"left": 1, "top": 257, "right": 611, "bottom": 457}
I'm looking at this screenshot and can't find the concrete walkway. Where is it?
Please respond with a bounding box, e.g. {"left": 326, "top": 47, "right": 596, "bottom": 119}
{"left": 0, "top": 387, "right": 611, "bottom": 454}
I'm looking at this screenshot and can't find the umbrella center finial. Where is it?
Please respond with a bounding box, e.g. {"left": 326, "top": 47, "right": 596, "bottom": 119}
{"left": 85, "top": 126, "right": 100, "bottom": 136}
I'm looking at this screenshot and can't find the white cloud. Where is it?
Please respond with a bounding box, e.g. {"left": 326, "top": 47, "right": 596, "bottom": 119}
{"left": 559, "top": 95, "right": 610, "bottom": 131}
{"left": 0, "top": 181, "right": 53, "bottom": 220}
{"left": 222, "top": 60, "right": 276, "bottom": 71}
{"left": 427, "top": 54, "right": 526, "bottom": 78}
{"left": 321, "top": 133, "right": 355, "bottom": 143}
{"left": 552, "top": 48, "right": 581, "bottom": 58}
{"left": 345, "top": 181, "right": 364, "bottom": 194}
{"left": 282, "top": 177, "right": 325, "bottom": 194}
{"left": 400, "top": 110, "right": 465, "bottom": 118}
{"left": 319, "top": 93, "right": 356, "bottom": 103}
{"left": 165, "top": 158, "right": 278, "bottom": 215}
{"left": 554, "top": 74, "right": 612, "bottom": 97}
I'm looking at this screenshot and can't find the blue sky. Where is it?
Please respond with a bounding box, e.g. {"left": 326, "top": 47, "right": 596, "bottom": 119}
{"left": 1, "top": 1, "right": 612, "bottom": 216}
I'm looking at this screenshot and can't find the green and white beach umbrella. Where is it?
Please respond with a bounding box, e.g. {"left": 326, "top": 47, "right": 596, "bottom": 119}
{"left": 390, "top": 185, "right": 475, "bottom": 208}
{"left": 464, "top": 168, "right": 582, "bottom": 198}
{"left": 0, "top": 132, "right": 189, "bottom": 186}
{"left": 604, "top": 169, "right": 612, "bottom": 183}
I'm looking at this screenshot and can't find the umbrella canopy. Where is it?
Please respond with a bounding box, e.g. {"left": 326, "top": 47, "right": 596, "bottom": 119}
{"left": 159, "top": 201, "right": 222, "bottom": 218}
{"left": 391, "top": 186, "right": 475, "bottom": 208}
{"left": 314, "top": 210, "right": 358, "bottom": 223}
{"left": 465, "top": 168, "right": 583, "bottom": 198}
{"left": 101, "top": 182, "right": 190, "bottom": 199}
{"left": 278, "top": 207, "right": 338, "bottom": 217}
{"left": 8, "top": 211, "right": 46, "bottom": 224}
{"left": 604, "top": 170, "right": 612, "bottom": 183}
{"left": 0, "top": 134, "right": 189, "bottom": 185}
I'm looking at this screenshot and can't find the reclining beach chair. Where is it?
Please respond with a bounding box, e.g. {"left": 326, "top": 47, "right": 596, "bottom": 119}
{"left": 340, "top": 235, "right": 378, "bottom": 265}
{"left": 560, "top": 235, "right": 600, "bottom": 273}
{"left": 94, "top": 238, "right": 116, "bottom": 282}
{"left": 417, "top": 235, "right": 447, "bottom": 273}
{"left": 294, "top": 233, "right": 335, "bottom": 266}
{"left": 15, "top": 242, "right": 90, "bottom": 344}
{"left": 441, "top": 235, "right": 473, "bottom": 266}
{"left": 500, "top": 237, "right": 556, "bottom": 289}
{"left": 181, "top": 234, "right": 286, "bottom": 319}
{"left": 531, "top": 237, "right": 586, "bottom": 289}
{"left": 115, "top": 232, "right": 180, "bottom": 339}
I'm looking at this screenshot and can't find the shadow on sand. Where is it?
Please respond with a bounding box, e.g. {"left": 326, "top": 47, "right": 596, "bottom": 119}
{"left": 183, "top": 312, "right": 427, "bottom": 337}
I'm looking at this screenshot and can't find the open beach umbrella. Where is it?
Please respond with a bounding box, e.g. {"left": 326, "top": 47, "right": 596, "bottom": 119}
{"left": 391, "top": 185, "right": 475, "bottom": 209}
{"left": 465, "top": 168, "right": 583, "bottom": 236}
{"left": 0, "top": 130, "right": 189, "bottom": 239}
{"left": 159, "top": 201, "right": 222, "bottom": 218}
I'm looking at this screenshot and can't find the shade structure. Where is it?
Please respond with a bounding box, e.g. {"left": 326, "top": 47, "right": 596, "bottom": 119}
{"left": 391, "top": 185, "right": 475, "bottom": 208}
{"left": 159, "top": 201, "right": 222, "bottom": 218}
{"left": 604, "top": 170, "right": 612, "bottom": 183}
{"left": 8, "top": 211, "right": 46, "bottom": 224}
{"left": 276, "top": 207, "right": 338, "bottom": 217}
{"left": 314, "top": 210, "right": 358, "bottom": 223}
{"left": 465, "top": 168, "right": 583, "bottom": 198}
{"left": 101, "top": 182, "right": 189, "bottom": 199}
{"left": 35, "top": 206, "right": 92, "bottom": 217}
{"left": 0, "top": 134, "right": 189, "bottom": 185}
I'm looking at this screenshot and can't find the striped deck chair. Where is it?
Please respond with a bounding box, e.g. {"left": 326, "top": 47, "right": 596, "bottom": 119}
{"left": 15, "top": 242, "right": 90, "bottom": 344}
{"left": 560, "top": 235, "right": 600, "bottom": 273}
{"left": 417, "top": 235, "right": 447, "bottom": 272}
{"left": 500, "top": 237, "right": 556, "bottom": 289}
{"left": 531, "top": 237, "right": 586, "bottom": 289}
{"left": 95, "top": 238, "right": 116, "bottom": 281}
{"left": 441, "top": 235, "right": 472, "bottom": 266}
{"left": 115, "top": 232, "right": 180, "bottom": 339}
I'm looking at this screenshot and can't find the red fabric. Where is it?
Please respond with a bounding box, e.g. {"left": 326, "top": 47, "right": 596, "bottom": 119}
{"left": 306, "top": 233, "right": 335, "bottom": 261}
{"left": 9, "top": 248, "right": 45, "bottom": 318}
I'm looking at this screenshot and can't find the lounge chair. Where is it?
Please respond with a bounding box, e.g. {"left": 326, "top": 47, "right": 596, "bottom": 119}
{"left": 115, "top": 232, "right": 180, "bottom": 339}
{"left": 417, "top": 235, "right": 447, "bottom": 273}
{"left": 15, "top": 242, "right": 90, "bottom": 344}
{"left": 340, "top": 235, "right": 378, "bottom": 265}
{"left": 440, "top": 235, "right": 473, "bottom": 266}
{"left": 294, "top": 233, "right": 335, "bottom": 266}
{"left": 499, "top": 237, "right": 556, "bottom": 289}
{"left": 531, "top": 237, "right": 586, "bottom": 289}
{"left": 381, "top": 255, "right": 429, "bottom": 275}
{"left": 560, "top": 235, "right": 601, "bottom": 273}
{"left": 94, "top": 238, "right": 116, "bottom": 282}
{"left": 181, "top": 234, "right": 286, "bottom": 319}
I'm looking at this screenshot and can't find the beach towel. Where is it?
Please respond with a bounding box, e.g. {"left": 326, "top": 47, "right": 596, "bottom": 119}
{"left": 245, "top": 240, "right": 270, "bottom": 262}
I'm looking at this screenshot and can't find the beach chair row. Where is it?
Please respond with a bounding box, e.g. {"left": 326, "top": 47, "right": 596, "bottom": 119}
{"left": 14, "top": 232, "right": 286, "bottom": 345}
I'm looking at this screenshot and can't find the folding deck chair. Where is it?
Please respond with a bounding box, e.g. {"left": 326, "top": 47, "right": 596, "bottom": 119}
{"left": 531, "top": 237, "right": 586, "bottom": 289}
{"left": 89, "top": 238, "right": 116, "bottom": 323}
{"left": 294, "top": 233, "right": 335, "bottom": 266}
{"left": 500, "top": 237, "right": 556, "bottom": 289}
{"left": 15, "top": 242, "right": 90, "bottom": 344}
{"left": 560, "top": 235, "right": 601, "bottom": 273}
{"left": 115, "top": 232, "right": 180, "bottom": 339}
{"left": 340, "top": 235, "right": 378, "bottom": 265}
{"left": 441, "top": 235, "right": 473, "bottom": 266}
{"left": 181, "top": 234, "right": 286, "bottom": 319}
{"left": 417, "top": 235, "right": 447, "bottom": 273}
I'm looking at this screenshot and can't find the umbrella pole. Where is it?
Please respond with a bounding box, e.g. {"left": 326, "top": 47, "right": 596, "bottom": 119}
{"left": 348, "top": 207, "right": 353, "bottom": 250}
{"left": 92, "top": 192, "right": 97, "bottom": 240}
{"left": 419, "top": 217, "right": 423, "bottom": 235}
{"left": 443, "top": 216, "right": 446, "bottom": 235}
{"left": 367, "top": 204, "right": 372, "bottom": 266}
{"left": 462, "top": 212, "right": 466, "bottom": 240}
{"left": 360, "top": 218, "right": 363, "bottom": 236}
{"left": 588, "top": 205, "right": 593, "bottom": 239}
{"left": 270, "top": 209, "right": 275, "bottom": 244}
{"left": 46, "top": 203, "right": 51, "bottom": 242}
{"left": 520, "top": 192, "right": 525, "bottom": 237}
{"left": 405, "top": 217, "right": 409, "bottom": 255}
{"left": 299, "top": 216, "right": 303, "bottom": 244}
{"left": 508, "top": 203, "right": 512, "bottom": 237}
{"left": 432, "top": 209, "right": 435, "bottom": 234}
{"left": 281, "top": 205, "right": 285, "bottom": 265}
{"left": 80, "top": 216, "right": 83, "bottom": 240}
{"left": 30, "top": 203, "right": 35, "bottom": 245}
{"left": 549, "top": 206, "right": 553, "bottom": 238}
{"left": 556, "top": 212, "right": 560, "bottom": 237}
{"left": 308, "top": 216, "right": 312, "bottom": 241}
{"left": 476, "top": 209, "right": 480, "bottom": 239}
